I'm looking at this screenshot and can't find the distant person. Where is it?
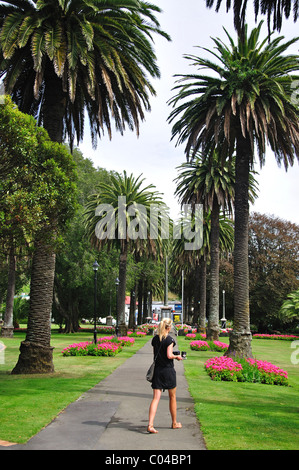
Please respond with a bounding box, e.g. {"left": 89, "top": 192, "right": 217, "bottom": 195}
{"left": 147, "top": 318, "right": 183, "bottom": 434}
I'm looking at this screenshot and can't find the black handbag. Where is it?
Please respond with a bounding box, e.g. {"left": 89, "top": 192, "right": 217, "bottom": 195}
{"left": 146, "top": 340, "right": 163, "bottom": 382}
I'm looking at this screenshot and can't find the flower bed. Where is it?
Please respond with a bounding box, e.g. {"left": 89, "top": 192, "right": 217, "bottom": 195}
{"left": 253, "top": 334, "right": 299, "bottom": 341}
{"left": 62, "top": 335, "right": 134, "bottom": 357}
{"left": 190, "top": 340, "right": 228, "bottom": 352}
{"left": 185, "top": 333, "right": 196, "bottom": 339}
{"left": 128, "top": 331, "right": 147, "bottom": 337}
{"left": 185, "top": 333, "right": 206, "bottom": 340}
{"left": 204, "top": 356, "right": 288, "bottom": 386}
{"left": 205, "top": 356, "right": 243, "bottom": 382}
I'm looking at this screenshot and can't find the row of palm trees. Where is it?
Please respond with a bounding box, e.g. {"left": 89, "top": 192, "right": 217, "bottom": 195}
{"left": 83, "top": 165, "right": 236, "bottom": 339}
{"left": 1, "top": 1, "right": 298, "bottom": 372}
{"left": 168, "top": 22, "right": 299, "bottom": 358}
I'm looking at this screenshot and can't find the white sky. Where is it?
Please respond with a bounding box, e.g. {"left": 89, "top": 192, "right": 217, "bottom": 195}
{"left": 79, "top": 0, "right": 299, "bottom": 226}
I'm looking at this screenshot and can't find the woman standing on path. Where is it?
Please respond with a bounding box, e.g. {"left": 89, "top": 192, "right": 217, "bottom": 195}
{"left": 147, "top": 318, "right": 183, "bottom": 434}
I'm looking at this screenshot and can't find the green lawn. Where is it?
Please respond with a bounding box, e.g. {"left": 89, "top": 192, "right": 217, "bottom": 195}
{"left": 177, "top": 336, "right": 299, "bottom": 450}
{"left": 1, "top": 331, "right": 298, "bottom": 449}
{"left": 0, "top": 331, "right": 149, "bottom": 444}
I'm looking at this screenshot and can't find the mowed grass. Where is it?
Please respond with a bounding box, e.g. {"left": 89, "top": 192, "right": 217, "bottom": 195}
{"left": 177, "top": 336, "right": 299, "bottom": 450}
{"left": 1, "top": 331, "right": 299, "bottom": 449}
{"left": 0, "top": 331, "right": 149, "bottom": 444}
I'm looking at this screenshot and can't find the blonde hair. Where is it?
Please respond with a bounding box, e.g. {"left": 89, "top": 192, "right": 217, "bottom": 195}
{"left": 157, "top": 317, "right": 172, "bottom": 341}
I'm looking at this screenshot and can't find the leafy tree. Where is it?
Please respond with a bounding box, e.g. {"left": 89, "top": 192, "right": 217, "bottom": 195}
{"left": 249, "top": 212, "right": 299, "bottom": 332}
{"left": 53, "top": 149, "right": 118, "bottom": 333}
{"left": 168, "top": 23, "right": 299, "bottom": 357}
{"left": 279, "top": 290, "right": 299, "bottom": 326}
{"left": 0, "top": 97, "right": 77, "bottom": 373}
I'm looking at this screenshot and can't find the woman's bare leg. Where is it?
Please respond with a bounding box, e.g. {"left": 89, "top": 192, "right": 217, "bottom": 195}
{"left": 168, "top": 387, "right": 182, "bottom": 428}
{"left": 148, "top": 388, "right": 162, "bottom": 432}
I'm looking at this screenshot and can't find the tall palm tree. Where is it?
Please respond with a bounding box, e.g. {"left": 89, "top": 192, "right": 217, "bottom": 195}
{"left": 170, "top": 210, "right": 234, "bottom": 332}
{"left": 0, "top": 0, "right": 169, "bottom": 145}
{"left": 84, "top": 171, "right": 166, "bottom": 333}
{"left": 0, "top": 0, "right": 168, "bottom": 370}
{"left": 168, "top": 22, "right": 299, "bottom": 357}
{"left": 175, "top": 150, "right": 235, "bottom": 340}
{"left": 206, "top": 0, "right": 298, "bottom": 36}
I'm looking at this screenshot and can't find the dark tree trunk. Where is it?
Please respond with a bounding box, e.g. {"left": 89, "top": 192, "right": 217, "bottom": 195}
{"left": 12, "top": 239, "right": 56, "bottom": 374}
{"left": 225, "top": 136, "right": 253, "bottom": 359}
{"left": 207, "top": 199, "right": 220, "bottom": 341}
{"left": 142, "top": 286, "right": 148, "bottom": 324}
{"left": 128, "top": 287, "right": 137, "bottom": 328}
{"left": 137, "top": 279, "right": 143, "bottom": 325}
{"left": 1, "top": 245, "right": 16, "bottom": 338}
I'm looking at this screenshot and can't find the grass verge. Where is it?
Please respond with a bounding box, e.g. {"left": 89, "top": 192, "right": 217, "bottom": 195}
{"left": 178, "top": 336, "right": 299, "bottom": 450}
{"left": 0, "top": 331, "right": 149, "bottom": 444}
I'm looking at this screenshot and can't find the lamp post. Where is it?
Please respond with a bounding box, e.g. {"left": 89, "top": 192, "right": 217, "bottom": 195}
{"left": 221, "top": 289, "right": 226, "bottom": 329}
{"left": 93, "top": 260, "right": 99, "bottom": 344}
{"left": 115, "top": 277, "right": 119, "bottom": 336}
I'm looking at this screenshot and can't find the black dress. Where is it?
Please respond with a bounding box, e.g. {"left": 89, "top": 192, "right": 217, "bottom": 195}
{"left": 151, "top": 334, "right": 176, "bottom": 390}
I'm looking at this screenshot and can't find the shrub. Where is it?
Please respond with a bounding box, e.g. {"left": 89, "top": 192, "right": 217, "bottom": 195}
{"left": 61, "top": 335, "right": 135, "bottom": 357}
{"left": 189, "top": 340, "right": 228, "bottom": 351}
{"left": 204, "top": 356, "right": 243, "bottom": 382}
{"left": 185, "top": 333, "right": 196, "bottom": 340}
{"left": 253, "top": 334, "right": 299, "bottom": 341}
{"left": 204, "top": 356, "right": 289, "bottom": 386}
{"left": 190, "top": 340, "right": 210, "bottom": 351}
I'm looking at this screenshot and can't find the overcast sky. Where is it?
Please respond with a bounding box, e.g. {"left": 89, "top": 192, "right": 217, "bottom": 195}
{"left": 79, "top": 0, "right": 299, "bottom": 226}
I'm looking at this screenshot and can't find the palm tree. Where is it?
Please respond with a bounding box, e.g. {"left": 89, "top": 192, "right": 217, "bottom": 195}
{"left": 170, "top": 210, "right": 234, "bottom": 332}
{"left": 84, "top": 171, "right": 166, "bottom": 333}
{"left": 168, "top": 22, "right": 299, "bottom": 357}
{"left": 206, "top": 0, "right": 298, "bottom": 36}
{"left": 0, "top": 0, "right": 169, "bottom": 145}
{"left": 175, "top": 150, "right": 235, "bottom": 340}
{"left": 0, "top": 0, "right": 168, "bottom": 370}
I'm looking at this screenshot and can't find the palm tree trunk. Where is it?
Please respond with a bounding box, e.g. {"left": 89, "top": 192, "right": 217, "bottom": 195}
{"left": 207, "top": 199, "right": 220, "bottom": 340}
{"left": 225, "top": 136, "right": 253, "bottom": 358}
{"left": 12, "top": 63, "right": 67, "bottom": 373}
{"left": 198, "top": 255, "right": 207, "bottom": 334}
{"left": 43, "top": 61, "right": 67, "bottom": 143}
{"left": 193, "top": 261, "right": 200, "bottom": 324}
{"left": 128, "top": 287, "right": 137, "bottom": 328}
{"left": 117, "top": 241, "right": 128, "bottom": 335}
{"left": 12, "top": 238, "right": 55, "bottom": 374}
{"left": 1, "top": 245, "right": 16, "bottom": 338}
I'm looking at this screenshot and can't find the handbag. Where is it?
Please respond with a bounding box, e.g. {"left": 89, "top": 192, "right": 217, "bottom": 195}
{"left": 146, "top": 340, "right": 163, "bottom": 382}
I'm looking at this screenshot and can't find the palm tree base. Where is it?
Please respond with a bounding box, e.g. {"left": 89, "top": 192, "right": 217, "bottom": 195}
{"left": 0, "top": 326, "right": 14, "bottom": 338}
{"left": 11, "top": 340, "right": 54, "bottom": 374}
{"left": 206, "top": 326, "right": 219, "bottom": 341}
{"left": 118, "top": 323, "right": 128, "bottom": 336}
{"left": 224, "top": 330, "right": 253, "bottom": 359}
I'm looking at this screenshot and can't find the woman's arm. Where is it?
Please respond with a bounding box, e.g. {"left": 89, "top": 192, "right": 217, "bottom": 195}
{"left": 167, "top": 343, "right": 183, "bottom": 361}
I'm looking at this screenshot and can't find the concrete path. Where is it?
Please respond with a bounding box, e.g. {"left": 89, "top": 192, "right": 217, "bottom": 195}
{"left": 2, "top": 340, "right": 206, "bottom": 451}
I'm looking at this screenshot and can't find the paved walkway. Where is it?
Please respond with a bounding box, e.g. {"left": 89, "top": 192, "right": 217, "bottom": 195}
{"left": 2, "top": 339, "right": 206, "bottom": 451}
